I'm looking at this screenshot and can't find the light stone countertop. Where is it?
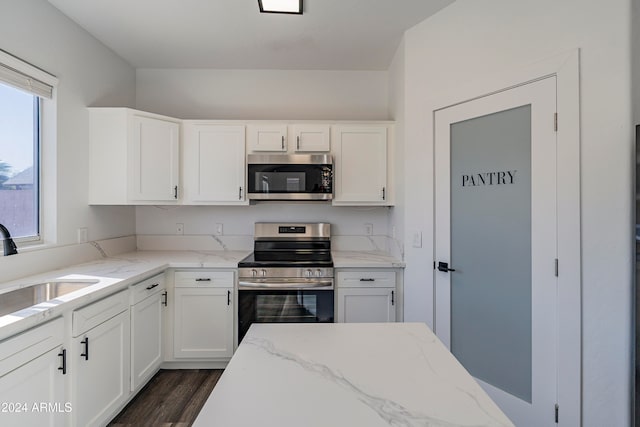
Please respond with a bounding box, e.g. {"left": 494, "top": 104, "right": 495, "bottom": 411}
{"left": 0, "top": 250, "right": 249, "bottom": 341}
{"left": 193, "top": 323, "right": 514, "bottom": 427}
{"left": 0, "top": 249, "right": 403, "bottom": 340}
{"left": 333, "top": 250, "right": 405, "bottom": 268}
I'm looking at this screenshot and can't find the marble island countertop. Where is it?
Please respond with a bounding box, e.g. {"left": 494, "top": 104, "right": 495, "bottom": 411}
{"left": 0, "top": 249, "right": 403, "bottom": 340}
{"left": 193, "top": 323, "right": 513, "bottom": 427}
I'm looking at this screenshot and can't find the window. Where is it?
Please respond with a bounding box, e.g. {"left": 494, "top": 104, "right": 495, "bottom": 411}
{"left": 0, "top": 83, "right": 39, "bottom": 240}
{"left": 0, "top": 51, "right": 55, "bottom": 243}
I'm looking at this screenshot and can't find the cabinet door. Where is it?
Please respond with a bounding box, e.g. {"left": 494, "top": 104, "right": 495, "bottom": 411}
{"left": 72, "top": 310, "right": 130, "bottom": 427}
{"left": 183, "top": 124, "right": 247, "bottom": 204}
{"left": 247, "top": 124, "right": 287, "bottom": 152}
{"left": 131, "top": 292, "right": 163, "bottom": 391}
{"left": 332, "top": 126, "right": 388, "bottom": 204}
{"left": 337, "top": 288, "right": 396, "bottom": 323}
{"left": 0, "top": 346, "right": 67, "bottom": 427}
{"left": 130, "top": 116, "right": 180, "bottom": 201}
{"left": 291, "top": 124, "right": 330, "bottom": 152}
{"left": 174, "top": 287, "right": 233, "bottom": 359}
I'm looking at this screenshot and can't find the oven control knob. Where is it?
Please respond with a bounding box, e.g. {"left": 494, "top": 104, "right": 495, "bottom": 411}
{"left": 261, "top": 269, "right": 267, "bottom": 277}
{"left": 315, "top": 269, "right": 322, "bottom": 278}
{"left": 305, "top": 269, "right": 313, "bottom": 278}
{"left": 251, "top": 269, "right": 258, "bottom": 278}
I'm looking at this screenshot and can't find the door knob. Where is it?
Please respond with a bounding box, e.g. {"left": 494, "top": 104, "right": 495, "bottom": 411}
{"left": 437, "top": 262, "right": 456, "bottom": 273}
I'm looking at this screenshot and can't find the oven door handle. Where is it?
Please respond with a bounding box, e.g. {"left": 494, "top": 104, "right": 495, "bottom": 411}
{"left": 238, "top": 280, "right": 334, "bottom": 290}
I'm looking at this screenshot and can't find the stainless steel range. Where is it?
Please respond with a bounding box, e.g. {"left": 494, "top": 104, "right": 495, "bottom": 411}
{"left": 237, "top": 223, "right": 334, "bottom": 342}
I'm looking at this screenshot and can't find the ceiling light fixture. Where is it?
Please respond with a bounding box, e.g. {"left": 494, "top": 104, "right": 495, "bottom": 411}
{"left": 258, "top": 0, "right": 303, "bottom": 15}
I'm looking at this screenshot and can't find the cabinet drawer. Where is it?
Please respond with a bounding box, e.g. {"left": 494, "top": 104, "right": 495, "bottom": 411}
{"left": 131, "top": 273, "right": 166, "bottom": 305}
{"left": 336, "top": 270, "right": 396, "bottom": 288}
{"left": 0, "top": 317, "right": 64, "bottom": 377}
{"left": 174, "top": 271, "right": 234, "bottom": 288}
{"left": 73, "top": 290, "right": 129, "bottom": 337}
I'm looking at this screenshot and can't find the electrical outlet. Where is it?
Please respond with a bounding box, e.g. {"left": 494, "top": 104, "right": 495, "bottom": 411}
{"left": 176, "top": 223, "right": 184, "bottom": 235}
{"left": 215, "top": 223, "right": 224, "bottom": 235}
{"left": 77, "top": 227, "right": 88, "bottom": 243}
{"left": 412, "top": 231, "right": 422, "bottom": 248}
{"left": 365, "top": 223, "right": 373, "bottom": 236}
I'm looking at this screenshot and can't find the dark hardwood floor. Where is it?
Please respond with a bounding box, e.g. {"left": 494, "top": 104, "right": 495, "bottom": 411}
{"left": 109, "top": 369, "right": 223, "bottom": 427}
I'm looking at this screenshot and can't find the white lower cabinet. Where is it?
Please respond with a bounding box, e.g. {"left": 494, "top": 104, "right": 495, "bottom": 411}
{"left": 0, "top": 318, "right": 66, "bottom": 427}
{"left": 71, "top": 291, "right": 130, "bottom": 427}
{"left": 336, "top": 270, "right": 397, "bottom": 323}
{"left": 130, "top": 274, "right": 166, "bottom": 391}
{"left": 173, "top": 271, "right": 234, "bottom": 359}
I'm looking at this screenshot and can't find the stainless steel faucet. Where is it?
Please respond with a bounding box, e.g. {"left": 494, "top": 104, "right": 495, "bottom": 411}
{"left": 0, "top": 224, "right": 18, "bottom": 256}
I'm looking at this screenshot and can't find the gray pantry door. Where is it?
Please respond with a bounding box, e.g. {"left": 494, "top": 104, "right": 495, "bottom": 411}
{"left": 434, "top": 77, "right": 558, "bottom": 426}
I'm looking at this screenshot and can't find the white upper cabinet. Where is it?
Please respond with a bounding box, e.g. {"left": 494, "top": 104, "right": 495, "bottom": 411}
{"left": 332, "top": 125, "right": 391, "bottom": 205}
{"left": 183, "top": 123, "right": 247, "bottom": 205}
{"left": 291, "top": 124, "right": 330, "bottom": 152}
{"left": 130, "top": 116, "right": 180, "bottom": 201}
{"left": 89, "top": 108, "right": 180, "bottom": 205}
{"left": 247, "top": 124, "right": 287, "bottom": 152}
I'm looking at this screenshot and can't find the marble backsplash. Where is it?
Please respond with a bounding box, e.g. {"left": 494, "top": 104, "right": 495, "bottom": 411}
{"left": 136, "top": 233, "right": 404, "bottom": 259}
{"left": 1, "top": 235, "right": 137, "bottom": 284}
{"left": 2, "top": 231, "right": 404, "bottom": 285}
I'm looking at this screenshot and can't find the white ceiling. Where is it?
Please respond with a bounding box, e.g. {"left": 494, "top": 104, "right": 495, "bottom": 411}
{"left": 46, "top": 0, "right": 454, "bottom": 70}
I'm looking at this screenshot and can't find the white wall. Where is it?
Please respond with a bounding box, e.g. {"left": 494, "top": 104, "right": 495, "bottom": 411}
{"left": 136, "top": 68, "right": 388, "bottom": 120}
{"left": 136, "top": 204, "right": 392, "bottom": 249}
{"left": 0, "top": 0, "right": 136, "bottom": 277}
{"left": 388, "top": 39, "right": 406, "bottom": 262}
{"left": 401, "top": 1, "right": 632, "bottom": 425}
{"left": 135, "top": 68, "right": 393, "bottom": 238}
{"left": 632, "top": 0, "right": 640, "bottom": 421}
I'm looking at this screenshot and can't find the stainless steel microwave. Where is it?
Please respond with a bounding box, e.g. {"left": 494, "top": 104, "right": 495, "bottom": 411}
{"left": 247, "top": 154, "right": 333, "bottom": 201}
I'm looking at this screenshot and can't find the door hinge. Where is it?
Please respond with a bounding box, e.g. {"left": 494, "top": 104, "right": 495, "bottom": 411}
{"left": 555, "top": 403, "right": 559, "bottom": 423}
{"left": 554, "top": 113, "right": 558, "bottom": 132}
{"left": 554, "top": 258, "right": 559, "bottom": 277}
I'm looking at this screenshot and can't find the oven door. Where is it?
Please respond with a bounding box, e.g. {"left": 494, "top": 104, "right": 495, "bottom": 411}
{"left": 238, "top": 287, "right": 334, "bottom": 342}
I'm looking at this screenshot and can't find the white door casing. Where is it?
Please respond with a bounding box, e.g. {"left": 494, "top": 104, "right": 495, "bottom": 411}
{"left": 434, "top": 77, "right": 557, "bottom": 426}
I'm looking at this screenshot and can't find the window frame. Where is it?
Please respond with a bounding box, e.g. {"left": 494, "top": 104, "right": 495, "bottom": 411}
{"left": 0, "top": 50, "right": 57, "bottom": 247}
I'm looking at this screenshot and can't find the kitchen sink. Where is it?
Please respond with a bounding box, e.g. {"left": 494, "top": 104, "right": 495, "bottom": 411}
{"left": 0, "top": 280, "right": 99, "bottom": 317}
